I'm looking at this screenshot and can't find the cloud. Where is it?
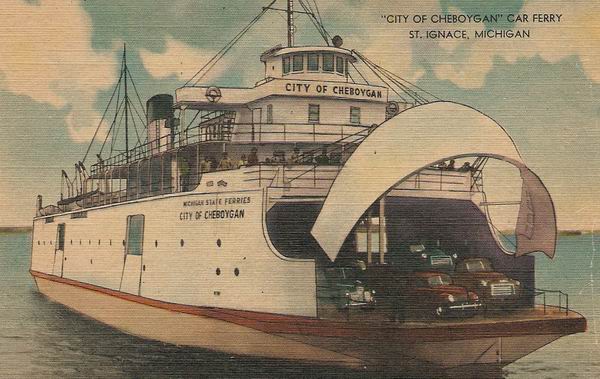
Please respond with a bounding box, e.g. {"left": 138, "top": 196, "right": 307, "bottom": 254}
{"left": 139, "top": 37, "right": 224, "bottom": 84}
{"left": 0, "top": 0, "right": 117, "bottom": 142}
{"left": 432, "top": 1, "right": 600, "bottom": 88}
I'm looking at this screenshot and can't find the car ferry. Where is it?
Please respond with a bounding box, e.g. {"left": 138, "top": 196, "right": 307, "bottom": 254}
{"left": 30, "top": 0, "right": 585, "bottom": 371}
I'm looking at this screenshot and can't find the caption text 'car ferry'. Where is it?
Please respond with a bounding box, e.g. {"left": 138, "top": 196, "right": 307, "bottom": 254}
{"left": 30, "top": 0, "right": 585, "bottom": 372}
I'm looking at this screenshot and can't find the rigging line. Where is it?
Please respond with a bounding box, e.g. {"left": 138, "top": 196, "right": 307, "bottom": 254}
{"left": 99, "top": 98, "right": 127, "bottom": 156}
{"left": 105, "top": 74, "right": 123, "bottom": 158}
{"left": 347, "top": 72, "right": 356, "bottom": 84}
{"left": 354, "top": 51, "right": 422, "bottom": 103}
{"left": 312, "top": 0, "right": 324, "bottom": 27}
{"left": 184, "top": 110, "right": 202, "bottom": 132}
{"left": 303, "top": 0, "right": 330, "bottom": 40}
{"left": 186, "top": 6, "right": 270, "bottom": 86}
{"left": 359, "top": 56, "right": 411, "bottom": 103}
{"left": 298, "top": 0, "right": 329, "bottom": 44}
{"left": 192, "top": 6, "right": 271, "bottom": 86}
{"left": 111, "top": 102, "right": 127, "bottom": 157}
{"left": 82, "top": 70, "right": 124, "bottom": 164}
{"left": 191, "top": 12, "right": 267, "bottom": 86}
{"left": 127, "top": 98, "right": 144, "bottom": 147}
{"left": 185, "top": 0, "right": 275, "bottom": 87}
{"left": 350, "top": 61, "right": 370, "bottom": 85}
{"left": 376, "top": 63, "right": 442, "bottom": 101}
{"left": 352, "top": 50, "right": 412, "bottom": 101}
{"left": 129, "top": 96, "right": 149, "bottom": 138}
{"left": 353, "top": 50, "right": 419, "bottom": 99}
{"left": 126, "top": 66, "right": 148, "bottom": 118}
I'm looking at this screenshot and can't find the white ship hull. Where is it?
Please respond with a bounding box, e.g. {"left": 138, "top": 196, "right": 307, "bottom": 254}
{"left": 32, "top": 270, "right": 582, "bottom": 370}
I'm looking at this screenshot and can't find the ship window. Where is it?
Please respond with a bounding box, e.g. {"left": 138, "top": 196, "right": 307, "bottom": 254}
{"left": 308, "top": 53, "right": 319, "bottom": 71}
{"left": 292, "top": 54, "right": 304, "bottom": 72}
{"left": 283, "top": 56, "right": 291, "bottom": 74}
{"left": 216, "top": 268, "right": 221, "bottom": 276}
{"left": 336, "top": 56, "right": 344, "bottom": 74}
{"left": 266, "top": 104, "right": 273, "bottom": 124}
{"left": 217, "top": 239, "right": 222, "bottom": 247}
{"left": 125, "top": 214, "right": 145, "bottom": 256}
{"left": 323, "top": 53, "right": 334, "bottom": 72}
{"left": 308, "top": 104, "right": 320, "bottom": 123}
{"left": 350, "top": 107, "right": 361, "bottom": 124}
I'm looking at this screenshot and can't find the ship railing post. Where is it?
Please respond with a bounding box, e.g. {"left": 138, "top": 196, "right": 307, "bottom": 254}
{"left": 566, "top": 293, "right": 569, "bottom": 315}
{"left": 543, "top": 292, "right": 546, "bottom": 314}
{"left": 559, "top": 292, "right": 562, "bottom": 311}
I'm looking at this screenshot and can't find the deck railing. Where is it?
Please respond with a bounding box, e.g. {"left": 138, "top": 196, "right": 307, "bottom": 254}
{"left": 91, "top": 121, "right": 370, "bottom": 176}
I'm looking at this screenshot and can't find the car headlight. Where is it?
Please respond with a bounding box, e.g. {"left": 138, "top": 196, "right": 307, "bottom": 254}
{"left": 452, "top": 253, "right": 458, "bottom": 259}
{"left": 480, "top": 280, "right": 489, "bottom": 287}
{"left": 515, "top": 280, "right": 521, "bottom": 286}
{"left": 421, "top": 253, "right": 428, "bottom": 259}
{"left": 447, "top": 294, "right": 455, "bottom": 303}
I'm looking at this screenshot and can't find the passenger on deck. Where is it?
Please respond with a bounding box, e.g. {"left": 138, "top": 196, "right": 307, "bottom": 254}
{"left": 247, "top": 147, "right": 259, "bottom": 166}
{"left": 237, "top": 154, "right": 247, "bottom": 168}
{"left": 199, "top": 156, "right": 211, "bottom": 173}
{"left": 458, "top": 162, "right": 472, "bottom": 172}
{"left": 218, "top": 152, "right": 234, "bottom": 170}
{"left": 288, "top": 147, "right": 300, "bottom": 164}
{"left": 273, "top": 151, "right": 286, "bottom": 164}
{"left": 315, "top": 147, "right": 330, "bottom": 165}
{"left": 446, "top": 159, "right": 456, "bottom": 170}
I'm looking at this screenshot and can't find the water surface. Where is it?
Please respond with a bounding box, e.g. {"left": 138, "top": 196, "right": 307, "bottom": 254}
{"left": 1, "top": 232, "right": 597, "bottom": 378}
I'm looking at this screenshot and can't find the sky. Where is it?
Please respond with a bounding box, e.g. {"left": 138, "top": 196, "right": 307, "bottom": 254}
{"left": 0, "top": 0, "right": 598, "bottom": 229}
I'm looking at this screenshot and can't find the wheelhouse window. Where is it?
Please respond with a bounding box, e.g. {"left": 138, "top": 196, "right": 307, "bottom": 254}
{"left": 282, "top": 56, "right": 291, "bottom": 74}
{"left": 292, "top": 54, "right": 304, "bottom": 72}
{"left": 308, "top": 53, "right": 319, "bottom": 71}
{"left": 266, "top": 104, "right": 273, "bottom": 124}
{"left": 350, "top": 107, "right": 361, "bottom": 124}
{"left": 336, "top": 56, "right": 344, "bottom": 74}
{"left": 323, "top": 53, "right": 334, "bottom": 72}
{"left": 308, "top": 104, "right": 320, "bottom": 123}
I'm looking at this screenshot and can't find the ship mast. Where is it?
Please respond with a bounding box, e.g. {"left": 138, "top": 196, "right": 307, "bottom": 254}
{"left": 287, "top": 0, "right": 294, "bottom": 47}
{"left": 123, "top": 44, "right": 130, "bottom": 163}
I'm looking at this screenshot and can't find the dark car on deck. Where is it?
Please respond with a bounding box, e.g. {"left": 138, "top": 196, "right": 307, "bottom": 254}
{"left": 392, "top": 243, "right": 457, "bottom": 273}
{"left": 323, "top": 259, "right": 376, "bottom": 309}
{"left": 402, "top": 271, "right": 481, "bottom": 318}
{"left": 451, "top": 258, "right": 521, "bottom": 307}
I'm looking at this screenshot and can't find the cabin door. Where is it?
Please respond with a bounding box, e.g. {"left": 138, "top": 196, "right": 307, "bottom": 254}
{"left": 52, "top": 223, "right": 66, "bottom": 277}
{"left": 119, "top": 215, "right": 145, "bottom": 295}
{"left": 252, "top": 108, "right": 262, "bottom": 142}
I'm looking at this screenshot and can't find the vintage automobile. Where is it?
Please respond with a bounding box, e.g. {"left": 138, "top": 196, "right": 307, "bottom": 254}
{"left": 323, "top": 259, "right": 376, "bottom": 309}
{"left": 452, "top": 258, "right": 521, "bottom": 307}
{"left": 392, "top": 243, "right": 457, "bottom": 272}
{"left": 401, "top": 271, "right": 481, "bottom": 318}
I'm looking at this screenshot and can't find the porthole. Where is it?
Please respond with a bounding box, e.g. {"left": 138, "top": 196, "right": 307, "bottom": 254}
{"left": 216, "top": 239, "right": 222, "bottom": 247}
{"left": 180, "top": 239, "right": 184, "bottom": 247}
{"left": 216, "top": 268, "right": 221, "bottom": 276}
{"left": 110, "top": 240, "right": 112, "bottom": 246}
{"left": 155, "top": 240, "right": 158, "bottom": 247}
{"left": 37, "top": 241, "right": 40, "bottom": 245}
{"left": 98, "top": 239, "right": 101, "bottom": 245}
{"left": 234, "top": 268, "right": 240, "bottom": 277}
{"left": 80, "top": 240, "right": 82, "bottom": 245}
{"left": 88, "top": 240, "right": 91, "bottom": 245}
{"left": 70, "top": 240, "right": 73, "bottom": 245}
